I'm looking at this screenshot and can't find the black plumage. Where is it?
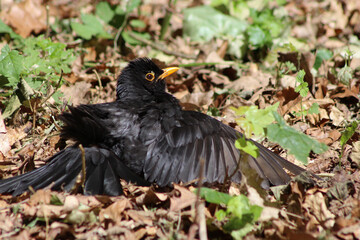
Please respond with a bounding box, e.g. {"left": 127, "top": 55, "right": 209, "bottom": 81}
{"left": 0, "top": 58, "right": 305, "bottom": 196}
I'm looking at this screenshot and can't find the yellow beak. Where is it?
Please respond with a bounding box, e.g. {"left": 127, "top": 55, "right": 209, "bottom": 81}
{"left": 158, "top": 67, "right": 179, "bottom": 80}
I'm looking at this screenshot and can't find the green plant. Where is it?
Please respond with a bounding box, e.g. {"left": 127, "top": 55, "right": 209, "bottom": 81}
{"left": 277, "top": 58, "right": 319, "bottom": 120}
{"left": 69, "top": 1, "right": 148, "bottom": 46}
{"left": 198, "top": 187, "right": 262, "bottom": 239}
{"left": 183, "top": 1, "right": 290, "bottom": 59}
{"left": 0, "top": 35, "right": 75, "bottom": 118}
{"left": 339, "top": 120, "right": 359, "bottom": 161}
{"left": 231, "top": 103, "right": 328, "bottom": 164}
{"left": 266, "top": 112, "right": 328, "bottom": 164}
{"left": 292, "top": 69, "right": 319, "bottom": 120}
{"left": 230, "top": 103, "right": 279, "bottom": 158}
{"left": 183, "top": 5, "right": 247, "bottom": 59}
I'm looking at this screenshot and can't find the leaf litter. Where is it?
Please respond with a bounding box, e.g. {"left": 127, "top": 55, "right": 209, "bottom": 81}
{"left": 0, "top": 0, "right": 360, "bottom": 239}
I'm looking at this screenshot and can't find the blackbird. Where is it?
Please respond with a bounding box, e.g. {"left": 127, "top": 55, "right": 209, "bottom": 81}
{"left": 0, "top": 58, "right": 305, "bottom": 196}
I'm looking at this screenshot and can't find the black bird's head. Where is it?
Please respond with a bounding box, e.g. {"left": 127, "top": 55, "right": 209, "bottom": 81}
{"left": 116, "top": 58, "right": 179, "bottom": 101}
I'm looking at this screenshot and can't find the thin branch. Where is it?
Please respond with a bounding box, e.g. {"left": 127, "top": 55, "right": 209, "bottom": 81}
{"left": 188, "top": 157, "right": 208, "bottom": 240}
{"left": 114, "top": 1, "right": 131, "bottom": 51}
{"left": 79, "top": 144, "right": 86, "bottom": 191}
{"left": 40, "top": 70, "right": 64, "bottom": 106}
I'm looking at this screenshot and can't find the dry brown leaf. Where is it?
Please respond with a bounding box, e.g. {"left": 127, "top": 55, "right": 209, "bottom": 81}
{"left": 60, "top": 81, "right": 92, "bottom": 106}
{"left": 63, "top": 195, "right": 80, "bottom": 212}
{"left": 107, "top": 225, "right": 136, "bottom": 240}
{"left": 49, "top": 222, "right": 74, "bottom": 239}
{"left": 126, "top": 210, "right": 154, "bottom": 226}
{"left": 337, "top": 222, "right": 360, "bottom": 240}
{"left": 226, "top": 63, "right": 271, "bottom": 92}
{"left": 278, "top": 52, "right": 314, "bottom": 92}
{"left": 306, "top": 128, "right": 341, "bottom": 145}
{"left": 180, "top": 91, "right": 214, "bottom": 108}
{"left": 0, "top": 0, "right": 46, "bottom": 37}
{"left": 99, "top": 197, "right": 131, "bottom": 223}
{"left": 350, "top": 141, "right": 360, "bottom": 167}
{"left": 5, "top": 122, "right": 32, "bottom": 148}
{"left": 169, "top": 184, "right": 197, "bottom": 212}
{"left": 135, "top": 187, "right": 168, "bottom": 206}
{"left": 22, "top": 203, "right": 63, "bottom": 219}
{"left": 303, "top": 192, "right": 335, "bottom": 229}
{"left": 331, "top": 85, "right": 359, "bottom": 101}
{"left": 28, "top": 189, "right": 52, "bottom": 206}
{"left": 329, "top": 106, "right": 345, "bottom": 126}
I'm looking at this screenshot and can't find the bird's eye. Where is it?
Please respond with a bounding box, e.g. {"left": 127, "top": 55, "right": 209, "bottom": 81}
{"left": 145, "top": 72, "right": 155, "bottom": 81}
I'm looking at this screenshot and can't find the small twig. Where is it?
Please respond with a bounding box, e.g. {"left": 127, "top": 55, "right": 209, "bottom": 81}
{"left": 70, "top": 144, "right": 86, "bottom": 194}
{"left": 127, "top": 31, "right": 197, "bottom": 59}
{"left": 188, "top": 157, "right": 208, "bottom": 240}
{"left": 42, "top": 205, "right": 50, "bottom": 240}
{"left": 283, "top": 209, "right": 305, "bottom": 219}
{"left": 114, "top": 1, "right": 131, "bottom": 51}
{"left": 178, "top": 61, "right": 246, "bottom": 68}
{"left": 45, "top": 5, "right": 50, "bottom": 38}
{"left": 32, "top": 100, "right": 38, "bottom": 131}
{"left": 79, "top": 144, "right": 86, "bottom": 191}
{"left": 160, "top": 0, "right": 177, "bottom": 40}
{"left": 40, "top": 70, "right": 64, "bottom": 106}
{"left": 93, "top": 69, "right": 103, "bottom": 103}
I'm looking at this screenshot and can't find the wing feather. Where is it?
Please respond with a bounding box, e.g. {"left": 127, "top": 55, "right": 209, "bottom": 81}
{"left": 143, "top": 110, "right": 304, "bottom": 187}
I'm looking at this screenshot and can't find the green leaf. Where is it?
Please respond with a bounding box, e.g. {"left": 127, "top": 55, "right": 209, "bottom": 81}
{"left": 81, "top": 14, "right": 104, "bottom": 33}
{"left": 224, "top": 195, "right": 262, "bottom": 232}
{"left": 130, "top": 19, "right": 146, "bottom": 28}
{"left": 235, "top": 136, "right": 259, "bottom": 158}
{"left": 50, "top": 194, "right": 63, "bottom": 205}
{"left": 2, "top": 93, "right": 21, "bottom": 118}
{"left": 0, "top": 19, "right": 21, "bottom": 39}
{"left": 0, "top": 45, "right": 23, "bottom": 87}
{"left": 294, "top": 70, "right": 308, "bottom": 97}
{"left": 308, "top": 103, "right": 319, "bottom": 114}
{"left": 183, "top": 6, "right": 247, "bottom": 41}
{"left": 121, "top": 31, "right": 150, "bottom": 45}
{"left": 207, "top": 106, "right": 221, "bottom": 117}
{"left": 183, "top": 6, "right": 247, "bottom": 59}
{"left": 266, "top": 112, "right": 328, "bottom": 164}
{"left": 227, "top": 195, "right": 252, "bottom": 219}
{"left": 284, "top": 61, "right": 296, "bottom": 72}
{"left": 183, "top": 6, "right": 248, "bottom": 58}
{"left": 247, "top": 25, "right": 267, "bottom": 47}
{"left": 126, "top": 0, "right": 141, "bottom": 12}
{"left": 231, "top": 102, "right": 279, "bottom": 137}
{"left": 338, "top": 65, "right": 352, "bottom": 86}
{"left": 313, "top": 49, "right": 332, "bottom": 70}
{"left": 198, "top": 187, "right": 232, "bottom": 205}
{"left": 230, "top": 223, "right": 256, "bottom": 240}
{"left": 71, "top": 14, "right": 112, "bottom": 40}
{"left": 96, "top": 2, "right": 115, "bottom": 23}
{"left": 70, "top": 22, "right": 94, "bottom": 40}
{"left": 340, "top": 121, "right": 359, "bottom": 148}
{"left": 215, "top": 209, "right": 227, "bottom": 221}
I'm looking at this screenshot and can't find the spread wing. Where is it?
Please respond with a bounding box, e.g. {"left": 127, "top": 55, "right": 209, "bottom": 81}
{"left": 143, "top": 111, "right": 304, "bottom": 187}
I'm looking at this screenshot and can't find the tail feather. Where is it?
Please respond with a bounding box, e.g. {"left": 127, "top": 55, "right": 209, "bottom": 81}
{"left": 0, "top": 146, "right": 148, "bottom": 196}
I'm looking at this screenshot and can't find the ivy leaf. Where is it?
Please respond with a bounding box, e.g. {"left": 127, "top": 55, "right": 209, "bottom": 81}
{"left": 266, "top": 112, "right": 328, "bottom": 164}
{"left": 197, "top": 187, "right": 232, "bottom": 205}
